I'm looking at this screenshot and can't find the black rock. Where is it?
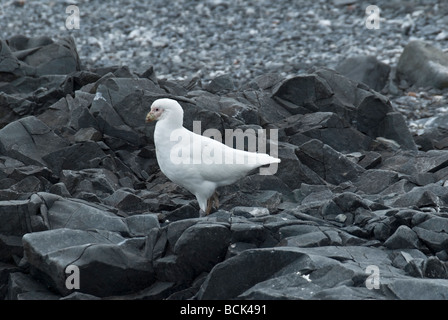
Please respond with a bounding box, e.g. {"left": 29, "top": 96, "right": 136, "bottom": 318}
{"left": 22, "top": 228, "right": 154, "bottom": 297}
{"left": 2, "top": 32, "right": 448, "bottom": 300}
{"left": 384, "top": 225, "right": 423, "bottom": 250}
{"left": 354, "top": 169, "right": 399, "bottom": 194}
{"left": 336, "top": 55, "right": 390, "bottom": 92}
{"left": 196, "top": 247, "right": 331, "bottom": 299}
{"left": 296, "top": 139, "right": 365, "bottom": 185}
{"left": 204, "top": 74, "right": 236, "bottom": 93}
{"left": 0, "top": 116, "right": 69, "bottom": 167}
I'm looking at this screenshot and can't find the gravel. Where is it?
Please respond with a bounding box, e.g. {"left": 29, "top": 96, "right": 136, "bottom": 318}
{"left": 1, "top": 0, "right": 447, "bottom": 85}
{"left": 2, "top": 0, "right": 448, "bottom": 138}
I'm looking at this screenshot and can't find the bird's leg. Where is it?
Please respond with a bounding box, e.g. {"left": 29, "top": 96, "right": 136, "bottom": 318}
{"left": 205, "top": 197, "right": 213, "bottom": 216}
{"left": 212, "top": 191, "right": 219, "bottom": 209}
{"left": 204, "top": 191, "right": 220, "bottom": 216}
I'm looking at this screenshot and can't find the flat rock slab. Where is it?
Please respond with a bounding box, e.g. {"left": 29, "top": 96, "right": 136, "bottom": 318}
{"left": 22, "top": 228, "right": 154, "bottom": 297}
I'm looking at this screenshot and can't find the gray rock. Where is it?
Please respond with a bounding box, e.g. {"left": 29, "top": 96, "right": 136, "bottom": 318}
{"left": 311, "top": 285, "right": 385, "bottom": 300}
{"left": 44, "top": 195, "right": 129, "bottom": 234}
{"left": 155, "top": 222, "right": 230, "bottom": 283}
{"left": 297, "top": 139, "right": 365, "bottom": 185}
{"left": 278, "top": 231, "right": 333, "bottom": 248}
{"left": 0, "top": 199, "right": 41, "bottom": 237}
{"left": 277, "top": 112, "right": 373, "bottom": 153}
{"left": 196, "top": 247, "right": 338, "bottom": 300}
{"left": 336, "top": 55, "right": 390, "bottom": 92}
{"left": 204, "top": 74, "right": 236, "bottom": 93}
{"left": 0, "top": 116, "right": 69, "bottom": 166}
{"left": 22, "top": 228, "right": 154, "bottom": 297}
{"left": 354, "top": 169, "right": 399, "bottom": 194}
{"left": 397, "top": 41, "right": 448, "bottom": 89}
{"left": 274, "top": 142, "right": 326, "bottom": 189}
{"left": 272, "top": 73, "right": 333, "bottom": 114}
{"left": 3, "top": 29, "right": 448, "bottom": 301}
{"left": 384, "top": 225, "right": 423, "bottom": 250}
{"left": 48, "top": 182, "right": 71, "bottom": 197}
{"left": 73, "top": 127, "right": 103, "bottom": 142}
{"left": 125, "top": 214, "right": 160, "bottom": 237}
{"left": 230, "top": 222, "right": 268, "bottom": 245}
{"left": 392, "top": 184, "right": 448, "bottom": 208}
{"left": 104, "top": 189, "right": 150, "bottom": 215}
{"left": 173, "top": 223, "right": 230, "bottom": 276}
{"left": 0, "top": 234, "right": 23, "bottom": 263}
{"left": 387, "top": 278, "right": 448, "bottom": 300}
{"left": 9, "top": 36, "right": 80, "bottom": 76}
{"left": 162, "top": 203, "right": 200, "bottom": 222}
{"left": 60, "top": 168, "right": 120, "bottom": 198}
{"left": 230, "top": 207, "right": 270, "bottom": 218}
{"left": 6, "top": 272, "right": 60, "bottom": 300}
{"left": 380, "top": 150, "right": 448, "bottom": 176}
{"left": 413, "top": 227, "right": 448, "bottom": 253}
{"left": 380, "top": 112, "right": 418, "bottom": 151}
{"left": 42, "top": 141, "right": 110, "bottom": 175}
{"left": 357, "top": 151, "right": 382, "bottom": 169}
{"left": 423, "top": 256, "right": 448, "bottom": 279}
{"left": 355, "top": 91, "right": 392, "bottom": 138}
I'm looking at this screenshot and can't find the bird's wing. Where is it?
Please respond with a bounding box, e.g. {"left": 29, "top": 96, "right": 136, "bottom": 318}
{"left": 188, "top": 131, "right": 279, "bottom": 185}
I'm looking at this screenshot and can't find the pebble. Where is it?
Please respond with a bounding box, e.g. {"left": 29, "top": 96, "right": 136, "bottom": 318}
{"left": 2, "top": 0, "right": 447, "bottom": 86}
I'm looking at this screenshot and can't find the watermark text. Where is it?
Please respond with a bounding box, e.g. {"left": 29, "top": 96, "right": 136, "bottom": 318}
{"left": 365, "top": 5, "right": 380, "bottom": 30}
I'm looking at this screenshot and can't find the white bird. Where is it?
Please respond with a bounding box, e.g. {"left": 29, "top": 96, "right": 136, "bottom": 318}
{"left": 145, "top": 98, "right": 280, "bottom": 215}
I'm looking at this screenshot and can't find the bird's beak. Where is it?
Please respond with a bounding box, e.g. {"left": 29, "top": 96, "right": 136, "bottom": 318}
{"left": 146, "top": 111, "right": 156, "bottom": 123}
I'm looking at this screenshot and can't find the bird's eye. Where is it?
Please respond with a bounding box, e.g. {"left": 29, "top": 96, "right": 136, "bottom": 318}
{"left": 155, "top": 108, "right": 159, "bottom": 112}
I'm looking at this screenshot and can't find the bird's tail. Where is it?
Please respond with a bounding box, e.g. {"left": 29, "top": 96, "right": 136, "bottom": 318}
{"left": 255, "top": 152, "right": 281, "bottom": 166}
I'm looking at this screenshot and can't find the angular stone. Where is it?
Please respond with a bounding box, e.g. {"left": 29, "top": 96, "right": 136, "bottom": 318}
{"left": 355, "top": 91, "right": 393, "bottom": 139}
{"left": 423, "top": 256, "right": 448, "bottom": 279}
{"left": 0, "top": 200, "right": 33, "bottom": 236}
{"left": 387, "top": 278, "right": 448, "bottom": 300}
{"left": 274, "top": 142, "right": 325, "bottom": 189}
{"left": 354, "top": 169, "right": 399, "bottom": 194}
{"left": 336, "top": 55, "right": 390, "bottom": 92}
{"left": 42, "top": 141, "right": 111, "bottom": 175}
{"left": 6, "top": 272, "right": 60, "bottom": 300}
{"left": 15, "top": 36, "right": 80, "bottom": 76}
{"left": 392, "top": 184, "right": 448, "bottom": 208}
{"left": 60, "top": 168, "right": 120, "bottom": 198}
{"left": 413, "top": 227, "right": 448, "bottom": 253}
{"left": 230, "top": 222, "right": 268, "bottom": 245}
{"left": 380, "top": 112, "right": 418, "bottom": 151}
{"left": 278, "top": 232, "right": 331, "bottom": 248}
{"left": 297, "top": 139, "right": 365, "bottom": 185}
{"left": 104, "top": 189, "right": 150, "bottom": 214}
{"left": 173, "top": 223, "right": 231, "bottom": 278}
{"left": 384, "top": 225, "right": 422, "bottom": 249}
{"left": 0, "top": 234, "right": 22, "bottom": 263}
{"left": 205, "top": 74, "right": 236, "bottom": 93}
{"left": 272, "top": 74, "right": 333, "bottom": 113}
{"left": 74, "top": 127, "right": 103, "bottom": 142}
{"left": 397, "top": 40, "right": 448, "bottom": 89}
{"left": 125, "top": 214, "right": 160, "bottom": 237}
{"left": 196, "top": 247, "right": 337, "bottom": 300}
{"left": 0, "top": 116, "right": 69, "bottom": 166}
{"left": 22, "top": 228, "right": 154, "bottom": 297}
{"left": 45, "top": 196, "right": 129, "bottom": 234}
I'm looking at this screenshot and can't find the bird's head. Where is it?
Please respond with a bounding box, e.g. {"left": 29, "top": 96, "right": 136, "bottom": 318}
{"left": 145, "top": 98, "right": 184, "bottom": 124}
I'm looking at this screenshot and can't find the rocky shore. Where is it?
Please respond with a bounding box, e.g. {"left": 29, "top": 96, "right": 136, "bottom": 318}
{"left": 1, "top": 0, "right": 448, "bottom": 300}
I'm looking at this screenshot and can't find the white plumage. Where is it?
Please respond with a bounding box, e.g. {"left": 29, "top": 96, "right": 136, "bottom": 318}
{"left": 146, "top": 98, "right": 280, "bottom": 215}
